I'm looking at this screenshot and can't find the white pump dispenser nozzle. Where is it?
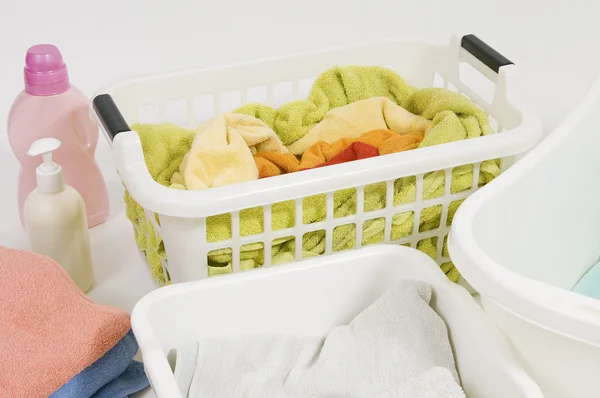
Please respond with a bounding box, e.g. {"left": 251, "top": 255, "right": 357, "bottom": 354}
{"left": 27, "top": 138, "right": 64, "bottom": 193}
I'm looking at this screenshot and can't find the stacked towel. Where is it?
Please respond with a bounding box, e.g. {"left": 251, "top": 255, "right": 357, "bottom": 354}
{"left": 92, "top": 361, "right": 148, "bottom": 398}
{"left": 51, "top": 330, "right": 148, "bottom": 398}
{"left": 0, "top": 245, "right": 148, "bottom": 397}
{"left": 124, "top": 66, "right": 499, "bottom": 284}
{"left": 175, "top": 280, "right": 464, "bottom": 398}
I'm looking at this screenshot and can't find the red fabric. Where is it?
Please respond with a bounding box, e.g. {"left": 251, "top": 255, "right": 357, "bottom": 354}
{"left": 306, "top": 141, "right": 379, "bottom": 170}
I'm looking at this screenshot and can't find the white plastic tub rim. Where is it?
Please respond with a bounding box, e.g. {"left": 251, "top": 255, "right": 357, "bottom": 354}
{"left": 132, "top": 246, "right": 542, "bottom": 398}
{"left": 449, "top": 77, "right": 600, "bottom": 348}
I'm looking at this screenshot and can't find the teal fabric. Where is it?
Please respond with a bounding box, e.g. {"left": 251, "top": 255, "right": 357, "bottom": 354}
{"left": 572, "top": 259, "right": 600, "bottom": 300}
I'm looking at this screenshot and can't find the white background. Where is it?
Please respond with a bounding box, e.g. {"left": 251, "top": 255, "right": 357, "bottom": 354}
{"left": 1, "top": 1, "right": 598, "bottom": 395}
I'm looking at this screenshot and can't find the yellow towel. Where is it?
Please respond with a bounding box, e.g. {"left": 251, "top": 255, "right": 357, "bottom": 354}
{"left": 235, "top": 66, "right": 417, "bottom": 147}
{"left": 286, "top": 97, "right": 433, "bottom": 155}
{"left": 174, "top": 113, "right": 288, "bottom": 190}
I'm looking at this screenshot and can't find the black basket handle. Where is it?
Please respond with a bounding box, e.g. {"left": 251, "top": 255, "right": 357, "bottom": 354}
{"left": 461, "top": 34, "right": 513, "bottom": 73}
{"left": 93, "top": 94, "right": 130, "bottom": 141}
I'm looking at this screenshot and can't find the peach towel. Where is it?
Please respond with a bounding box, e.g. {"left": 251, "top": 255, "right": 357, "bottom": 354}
{"left": 0, "top": 246, "right": 131, "bottom": 398}
{"left": 255, "top": 129, "right": 424, "bottom": 178}
{"left": 286, "top": 97, "right": 433, "bottom": 155}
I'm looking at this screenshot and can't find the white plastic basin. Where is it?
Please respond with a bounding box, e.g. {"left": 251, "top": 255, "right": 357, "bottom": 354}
{"left": 450, "top": 79, "right": 600, "bottom": 397}
{"left": 131, "top": 246, "right": 541, "bottom": 397}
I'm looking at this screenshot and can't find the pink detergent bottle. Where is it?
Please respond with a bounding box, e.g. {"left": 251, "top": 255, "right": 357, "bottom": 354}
{"left": 7, "top": 44, "right": 109, "bottom": 228}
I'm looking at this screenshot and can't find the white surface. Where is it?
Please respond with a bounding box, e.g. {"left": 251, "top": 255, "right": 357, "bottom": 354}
{"left": 1, "top": 2, "right": 599, "bottom": 396}
{"left": 449, "top": 78, "right": 600, "bottom": 397}
{"left": 100, "top": 35, "right": 541, "bottom": 283}
{"left": 1, "top": 0, "right": 598, "bottom": 308}
{"left": 132, "top": 245, "right": 542, "bottom": 398}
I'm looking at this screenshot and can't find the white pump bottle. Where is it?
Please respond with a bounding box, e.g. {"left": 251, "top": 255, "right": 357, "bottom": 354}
{"left": 24, "top": 138, "right": 94, "bottom": 292}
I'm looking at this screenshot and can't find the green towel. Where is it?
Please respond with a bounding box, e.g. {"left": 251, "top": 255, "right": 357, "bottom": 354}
{"left": 403, "top": 87, "right": 494, "bottom": 143}
{"left": 124, "top": 67, "right": 500, "bottom": 285}
{"left": 235, "top": 66, "right": 416, "bottom": 146}
{"left": 124, "top": 123, "right": 194, "bottom": 284}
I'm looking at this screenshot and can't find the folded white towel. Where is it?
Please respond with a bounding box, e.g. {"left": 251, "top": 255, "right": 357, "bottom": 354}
{"left": 173, "top": 342, "right": 198, "bottom": 397}
{"left": 179, "top": 280, "right": 460, "bottom": 398}
{"left": 376, "top": 367, "right": 465, "bottom": 398}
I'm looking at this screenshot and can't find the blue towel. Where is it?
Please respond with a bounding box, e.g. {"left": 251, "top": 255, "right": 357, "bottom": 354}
{"left": 92, "top": 361, "right": 149, "bottom": 398}
{"left": 51, "top": 330, "right": 149, "bottom": 398}
{"left": 572, "top": 259, "right": 600, "bottom": 300}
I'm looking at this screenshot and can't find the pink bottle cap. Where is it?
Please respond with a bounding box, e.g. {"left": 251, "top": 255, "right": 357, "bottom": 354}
{"left": 24, "top": 44, "right": 70, "bottom": 96}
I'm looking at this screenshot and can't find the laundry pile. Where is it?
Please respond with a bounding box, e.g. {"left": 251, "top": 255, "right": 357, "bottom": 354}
{"left": 125, "top": 66, "right": 499, "bottom": 284}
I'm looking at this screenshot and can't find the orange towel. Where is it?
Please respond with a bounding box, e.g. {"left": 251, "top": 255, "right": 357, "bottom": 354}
{"left": 0, "top": 246, "right": 131, "bottom": 398}
{"left": 254, "top": 129, "right": 424, "bottom": 178}
{"left": 310, "top": 141, "right": 379, "bottom": 169}
{"left": 298, "top": 129, "right": 388, "bottom": 169}
{"left": 378, "top": 131, "right": 423, "bottom": 155}
{"left": 254, "top": 152, "right": 300, "bottom": 178}
{"left": 300, "top": 129, "right": 423, "bottom": 169}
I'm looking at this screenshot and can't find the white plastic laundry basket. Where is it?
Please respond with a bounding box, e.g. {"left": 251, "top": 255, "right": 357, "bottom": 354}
{"left": 92, "top": 34, "right": 541, "bottom": 284}
{"left": 131, "top": 245, "right": 542, "bottom": 398}
{"left": 449, "top": 79, "right": 600, "bottom": 397}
